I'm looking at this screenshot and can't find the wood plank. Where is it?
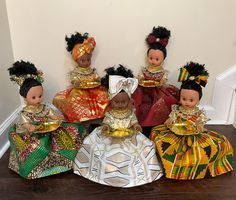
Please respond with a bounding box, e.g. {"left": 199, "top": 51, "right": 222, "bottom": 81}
{"left": 0, "top": 125, "right": 235, "bottom": 200}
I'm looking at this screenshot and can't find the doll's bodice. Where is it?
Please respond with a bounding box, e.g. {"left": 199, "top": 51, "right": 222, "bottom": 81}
{"left": 142, "top": 66, "right": 165, "bottom": 81}
{"left": 69, "top": 66, "right": 100, "bottom": 87}
{"left": 102, "top": 109, "right": 138, "bottom": 130}
{"left": 16, "top": 104, "right": 55, "bottom": 133}
{"left": 138, "top": 66, "right": 167, "bottom": 87}
{"left": 167, "top": 105, "right": 209, "bottom": 135}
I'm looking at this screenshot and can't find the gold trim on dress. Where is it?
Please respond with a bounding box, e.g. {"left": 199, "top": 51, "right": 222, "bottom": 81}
{"left": 23, "top": 104, "right": 44, "bottom": 113}
{"left": 146, "top": 65, "right": 163, "bottom": 73}
{"left": 109, "top": 109, "right": 132, "bottom": 119}
{"left": 179, "top": 106, "right": 199, "bottom": 115}
{"left": 75, "top": 66, "right": 94, "bottom": 75}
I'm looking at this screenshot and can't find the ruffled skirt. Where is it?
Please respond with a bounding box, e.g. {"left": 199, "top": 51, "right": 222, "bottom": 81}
{"left": 74, "top": 127, "right": 163, "bottom": 187}
{"left": 150, "top": 125, "right": 234, "bottom": 180}
{"left": 8, "top": 122, "right": 85, "bottom": 179}
{"left": 53, "top": 86, "right": 109, "bottom": 122}
{"left": 132, "top": 85, "right": 179, "bottom": 127}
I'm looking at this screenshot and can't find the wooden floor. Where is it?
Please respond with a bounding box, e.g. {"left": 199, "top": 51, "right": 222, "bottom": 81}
{"left": 0, "top": 125, "right": 235, "bottom": 200}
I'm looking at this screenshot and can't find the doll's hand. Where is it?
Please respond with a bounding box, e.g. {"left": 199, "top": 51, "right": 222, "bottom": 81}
{"left": 50, "top": 114, "right": 64, "bottom": 121}
{"left": 160, "top": 78, "right": 167, "bottom": 85}
{"left": 164, "top": 118, "right": 172, "bottom": 126}
{"left": 56, "top": 115, "right": 65, "bottom": 121}
{"left": 23, "top": 123, "right": 36, "bottom": 133}
{"left": 101, "top": 124, "right": 110, "bottom": 134}
{"left": 72, "top": 80, "right": 80, "bottom": 87}
{"left": 196, "top": 123, "right": 204, "bottom": 132}
{"left": 133, "top": 123, "right": 142, "bottom": 132}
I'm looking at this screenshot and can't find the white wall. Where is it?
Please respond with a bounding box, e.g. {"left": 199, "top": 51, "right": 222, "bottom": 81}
{"left": 0, "top": 0, "right": 21, "bottom": 157}
{"left": 5, "top": 0, "right": 236, "bottom": 106}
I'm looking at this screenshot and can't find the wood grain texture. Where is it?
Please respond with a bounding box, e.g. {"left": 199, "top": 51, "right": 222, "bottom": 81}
{"left": 0, "top": 125, "right": 235, "bottom": 200}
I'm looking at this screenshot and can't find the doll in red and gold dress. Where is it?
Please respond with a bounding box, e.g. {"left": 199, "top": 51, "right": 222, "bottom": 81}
{"left": 53, "top": 32, "right": 109, "bottom": 124}
{"left": 132, "top": 26, "right": 179, "bottom": 135}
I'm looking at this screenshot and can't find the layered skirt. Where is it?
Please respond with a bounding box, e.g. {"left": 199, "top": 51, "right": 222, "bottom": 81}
{"left": 74, "top": 127, "right": 163, "bottom": 187}
{"left": 132, "top": 85, "right": 179, "bottom": 127}
{"left": 53, "top": 86, "right": 109, "bottom": 122}
{"left": 9, "top": 122, "right": 85, "bottom": 179}
{"left": 150, "top": 125, "right": 234, "bottom": 179}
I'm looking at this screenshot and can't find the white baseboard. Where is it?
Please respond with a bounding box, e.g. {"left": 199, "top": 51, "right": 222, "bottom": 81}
{"left": 0, "top": 106, "right": 21, "bottom": 158}
{"left": 0, "top": 141, "right": 10, "bottom": 158}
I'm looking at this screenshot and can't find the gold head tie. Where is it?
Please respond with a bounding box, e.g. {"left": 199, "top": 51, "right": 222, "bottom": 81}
{"left": 10, "top": 70, "right": 44, "bottom": 86}
{"left": 72, "top": 37, "right": 96, "bottom": 62}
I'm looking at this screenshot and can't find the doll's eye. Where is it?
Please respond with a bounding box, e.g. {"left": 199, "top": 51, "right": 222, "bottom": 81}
{"left": 32, "top": 96, "right": 36, "bottom": 99}
{"left": 39, "top": 95, "right": 42, "bottom": 98}
{"left": 190, "top": 99, "right": 193, "bottom": 102}
{"left": 156, "top": 58, "right": 159, "bottom": 61}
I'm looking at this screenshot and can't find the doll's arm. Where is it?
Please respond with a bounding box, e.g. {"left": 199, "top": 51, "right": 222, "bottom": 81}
{"left": 195, "top": 110, "right": 210, "bottom": 132}
{"left": 69, "top": 70, "right": 80, "bottom": 86}
{"left": 164, "top": 106, "right": 178, "bottom": 126}
{"left": 160, "top": 72, "right": 167, "bottom": 85}
{"left": 47, "top": 107, "right": 65, "bottom": 121}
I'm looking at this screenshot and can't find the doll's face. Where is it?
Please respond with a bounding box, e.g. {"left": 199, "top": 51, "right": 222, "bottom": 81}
{"left": 180, "top": 89, "right": 199, "bottom": 109}
{"left": 147, "top": 49, "right": 164, "bottom": 66}
{"left": 77, "top": 53, "right": 92, "bottom": 68}
{"left": 25, "top": 85, "right": 44, "bottom": 106}
{"left": 111, "top": 92, "right": 130, "bottom": 110}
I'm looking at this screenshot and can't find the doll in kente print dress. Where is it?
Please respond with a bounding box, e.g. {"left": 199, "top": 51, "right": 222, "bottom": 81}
{"left": 53, "top": 32, "right": 109, "bottom": 124}
{"left": 74, "top": 65, "right": 163, "bottom": 187}
{"left": 150, "top": 62, "right": 234, "bottom": 180}
{"left": 132, "top": 26, "right": 179, "bottom": 135}
{"left": 8, "top": 61, "right": 85, "bottom": 179}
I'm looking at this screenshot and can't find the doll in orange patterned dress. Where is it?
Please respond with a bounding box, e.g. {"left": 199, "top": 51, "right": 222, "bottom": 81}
{"left": 53, "top": 32, "right": 109, "bottom": 125}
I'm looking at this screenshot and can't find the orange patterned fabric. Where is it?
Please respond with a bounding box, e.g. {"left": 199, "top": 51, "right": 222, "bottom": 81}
{"left": 72, "top": 37, "right": 96, "bottom": 61}
{"left": 53, "top": 86, "right": 109, "bottom": 122}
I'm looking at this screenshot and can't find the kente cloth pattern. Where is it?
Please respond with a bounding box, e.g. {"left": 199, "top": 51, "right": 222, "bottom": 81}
{"left": 8, "top": 104, "right": 85, "bottom": 179}
{"left": 150, "top": 105, "right": 234, "bottom": 180}
{"left": 73, "top": 110, "right": 163, "bottom": 187}
{"left": 132, "top": 67, "right": 179, "bottom": 127}
{"left": 53, "top": 68, "right": 109, "bottom": 122}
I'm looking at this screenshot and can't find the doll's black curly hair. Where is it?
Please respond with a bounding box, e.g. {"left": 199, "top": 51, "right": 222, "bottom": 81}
{"left": 101, "top": 64, "right": 134, "bottom": 89}
{"left": 65, "top": 32, "right": 89, "bottom": 52}
{"left": 180, "top": 61, "right": 209, "bottom": 100}
{"left": 8, "top": 60, "right": 42, "bottom": 98}
{"left": 146, "top": 26, "right": 171, "bottom": 59}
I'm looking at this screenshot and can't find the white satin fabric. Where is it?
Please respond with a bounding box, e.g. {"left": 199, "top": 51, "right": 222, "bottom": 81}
{"left": 73, "top": 127, "right": 163, "bottom": 187}
{"left": 108, "top": 75, "right": 138, "bottom": 99}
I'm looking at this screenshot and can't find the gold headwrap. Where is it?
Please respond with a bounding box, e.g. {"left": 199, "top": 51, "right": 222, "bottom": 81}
{"left": 72, "top": 37, "right": 96, "bottom": 61}
{"left": 10, "top": 70, "right": 44, "bottom": 86}
{"left": 178, "top": 67, "right": 208, "bottom": 87}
